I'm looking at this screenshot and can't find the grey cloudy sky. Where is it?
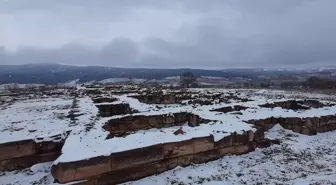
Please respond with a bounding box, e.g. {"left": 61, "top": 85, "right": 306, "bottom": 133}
{"left": 0, "top": 0, "right": 335, "bottom": 68}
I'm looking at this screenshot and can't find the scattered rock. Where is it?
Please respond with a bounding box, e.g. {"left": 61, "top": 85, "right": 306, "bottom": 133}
{"left": 174, "top": 127, "right": 185, "bottom": 135}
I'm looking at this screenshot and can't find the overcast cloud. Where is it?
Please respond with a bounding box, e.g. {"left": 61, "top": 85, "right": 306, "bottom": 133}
{"left": 0, "top": 0, "right": 335, "bottom": 68}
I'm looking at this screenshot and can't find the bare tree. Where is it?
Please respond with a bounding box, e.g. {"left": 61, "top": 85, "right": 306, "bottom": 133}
{"left": 4, "top": 83, "right": 20, "bottom": 93}
{"left": 180, "top": 72, "right": 197, "bottom": 88}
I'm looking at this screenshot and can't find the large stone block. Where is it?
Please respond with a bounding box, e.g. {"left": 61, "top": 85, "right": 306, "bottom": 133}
{"left": 0, "top": 140, "right": 35, "bottom": 161}
{"left": 74, "top": 157, "right": 112, "bottom": 182}
{"left": 51, "top": 161, "right": 78, "bottom": 183}
{"left": 218, "top": 146, "right": 235, "bottom": 156}
{"left": 156, "top": 158, "right": 178, "bottom": 173}
{"left": 177, "top": 155, "right": 193, "bottom": 167}
{"left": 234, "top": 142, "right": 256, "bottom": 155}
{"left": 1, "top": 151, "right": 60, "bottom": 171}
{"left": 193, "top": 135, "right": 214, "bottom": 153}
{"left": 110, "top": 144, "right": 164, "bottom": 171}
{"left": 215, "top": 135, "right": 233, "bottom": 149}
{"left": 232, "top": 132, "right": 249, "bottom": 146}
{"left": 80, "top": 162, "right": 158, "bottom": 185}
{"left": 192, "top": 149, "right": 220, "bottom": 164}
{"left": 163, "top": 139, "right": 194, "bottom": 159}
{"left": 52, "top": 144, "right": 164, "bottom": 183}
{"left": 35, "top": 141, "right": 64, "bottom": 154}
{"left": 131, "top": 117, "right": 150, "bottom": 131}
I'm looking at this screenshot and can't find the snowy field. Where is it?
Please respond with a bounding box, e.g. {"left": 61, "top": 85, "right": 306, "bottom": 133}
{"left": 0, "top": 96, "right": 73, "bottom": 143}
{"left": 0, "top": 88, "right": 336, "bottom": 185}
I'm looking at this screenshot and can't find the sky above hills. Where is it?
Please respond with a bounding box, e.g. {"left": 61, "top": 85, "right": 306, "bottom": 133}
{"left": 0, "top": 0, "right": 336, "bottom": 69}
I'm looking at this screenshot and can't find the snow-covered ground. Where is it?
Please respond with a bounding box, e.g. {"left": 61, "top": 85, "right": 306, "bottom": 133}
{"left": 1, "top": 88, "right": 336, "bottom": 184}
{"left": 1, "top": 125, "right": 336, "bottom": 185}
{"left": 0, "top": 96, "right": 73, "bottom": 143}
{"left": 55, "top": 89, "right": 336, "bottom": 163}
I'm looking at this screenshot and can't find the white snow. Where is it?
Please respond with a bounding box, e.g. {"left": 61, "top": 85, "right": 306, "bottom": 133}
{"left": 55, "top": 90, "right": 336, "bottom": 163}
{"left": 0, "top": 96, "right": 73, "bottom": 143}
{"left": 1, "top": 88, "right": 336, "bottom": 185}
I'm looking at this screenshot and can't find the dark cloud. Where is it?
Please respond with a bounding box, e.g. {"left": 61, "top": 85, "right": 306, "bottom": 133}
{"left": 0, "top": 0, "right": 336, "bottom": 68}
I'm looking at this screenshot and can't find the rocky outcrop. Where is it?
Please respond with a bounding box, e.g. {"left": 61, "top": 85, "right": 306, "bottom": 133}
{"left": 247, "top": 115, "right": 336, "bottom": 135}
{"left": 51, "top": 129, "right": 272, "bottom": 184}
{"left": 103, "top": 112, "right": 212, "bottom": 137}
{"left": 211, "top": 105, "right": 248, "bottom": 113}
{"left": 260, "top": 100, "right": 333, "bottom": 110}
{"left": 0, "top": 131, "right": 70, "bottom": 171}
{"left": 95, "top": 103, "right": 135, "bottom": 117}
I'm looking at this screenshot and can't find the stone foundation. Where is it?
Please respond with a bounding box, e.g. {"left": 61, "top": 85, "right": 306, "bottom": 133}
{"left": 211, "top": 105, "right": 248, "bottom": 113}
{"left": 260, "top": 100, "right": 333, "bottom": 110}
{"left": 130, "top": 94, "right": 179, "bottom": 104}
{"left": 51, "top": 129, "right": 271, "bottom": 184}
{"left": 130, "top": 92, "right": 226, "bottom": 105}
{"left": 0, "top": 132, "right": 70, "bottom": 171}
{"left": 103, "top": 112, "right": 212, "bottom": 137}
{"left": 95, "top": 103, "right": 135, "bottom": 117}
{"left": 92, "top": 97, "right": 118, "bottom": 104}
{"left": 247, "top": 115, "right": 336, "bottom": 135}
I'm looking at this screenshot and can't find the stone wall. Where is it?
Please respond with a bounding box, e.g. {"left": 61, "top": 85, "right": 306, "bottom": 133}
{"left": 103, "top": 112, "right": 212, "bottom": 137}
{"left": 0, "top": 132, "right": 69, "bottom": 171}
{"left": 95, "top": 103, "right": 135, "bottom": 117}
{"left": 92, "top": 97, "right": 117, "bottom": 104}
{"left": 51, "top": 129, "right": 271, "bottom": 184}
{"left": 130, "top": 94, "right": 179, "bottom": 104}
{"left": 260, "top": 100, "right": 333, "bottom": 110}
{"left": 247, "top": 115, "right": 336, "bottom": 135}
{"left": 211, "top": 105, "right": 248, "bottom": 113}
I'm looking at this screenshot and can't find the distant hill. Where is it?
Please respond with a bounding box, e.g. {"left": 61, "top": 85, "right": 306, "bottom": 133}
{"left": 0, "top": 64, "right": 313, "bottom": 85}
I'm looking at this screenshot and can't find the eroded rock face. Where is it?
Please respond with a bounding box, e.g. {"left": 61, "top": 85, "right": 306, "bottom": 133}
{"left": 260, "top": 100, "right": 333, "bottom": 110}
{"left": 247, "top": 115, "right": 336, "bottom": 135}
{"left": 51, "top": 129, "right": 270, "bottom": 184}
{"left": 0, "top": 132, "right": 70, "bottom": 171}
{"left": 211, "top": 105, "right": 248, "bottom": 113}
{"left": 96, "top": 103, "right": 135, "bottom": 117}
{"left": 103, "top": 112, "right": 212, "bottom": 137}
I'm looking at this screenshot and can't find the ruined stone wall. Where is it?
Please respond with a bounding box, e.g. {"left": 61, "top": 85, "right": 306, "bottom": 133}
{"left": 92, "top": 97, "right": 117, "bottom": 104}
{"left": 51, "top": 129, "right": 269, "bottom": 184}
{"left": 260, "top": 100, "right": 333, "bottom": 110}
{"left": 96, "top": 103, "right": 134, "bottom": 117}
{"left": 247, "top": 115, "right": 336, "bottom": 135}
{"left": 211, "top": 105, "right": 248, "bottom": 113}
{"left": 0, "top": 132, "right": 69, "bottom": 171}
{"left": 130, "top": 94, "right": 179, "bottom": 104}
{"left": 103, "top": 112, "right": 210, "bottom": 136}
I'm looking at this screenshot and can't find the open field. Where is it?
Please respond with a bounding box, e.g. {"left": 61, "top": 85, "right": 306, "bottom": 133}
{"left": 1, "top": 86, "right": 336, "bottom": 185}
